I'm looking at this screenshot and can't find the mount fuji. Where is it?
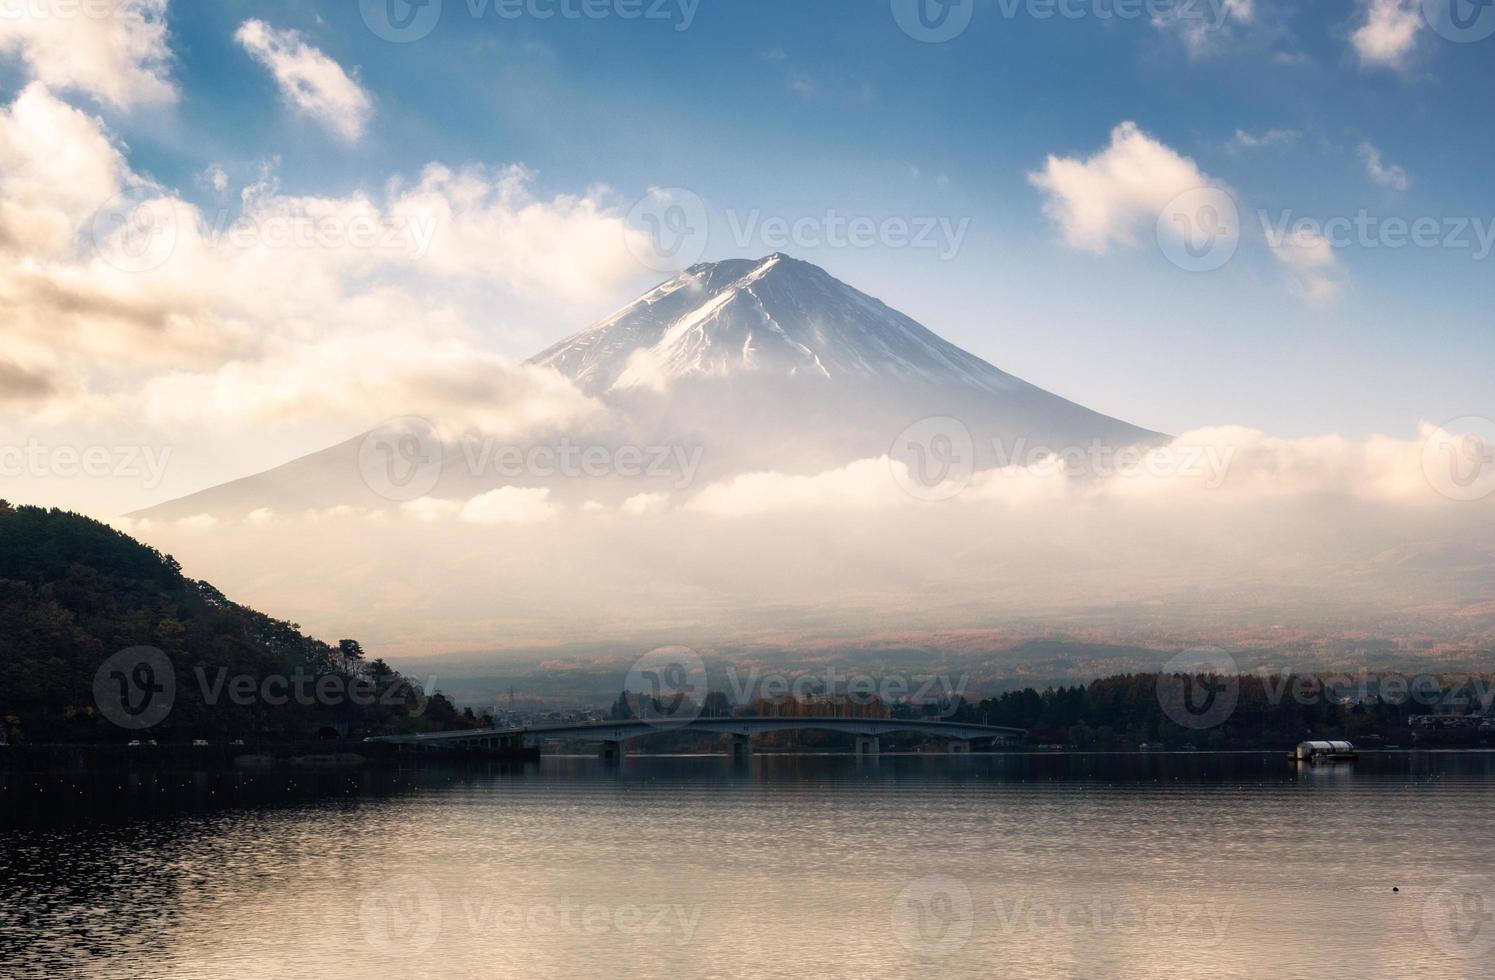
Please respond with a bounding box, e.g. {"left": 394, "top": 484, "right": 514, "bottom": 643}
{"left": 136, "top": 255, "right": 1162, "bottom": 519}
{"left": 535, "top": 253, "right": 1022, "bottom": 394}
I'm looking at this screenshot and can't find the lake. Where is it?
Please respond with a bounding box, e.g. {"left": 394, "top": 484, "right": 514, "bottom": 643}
{"left": 3, "top": 751, "right": 1493, "bottom": 979}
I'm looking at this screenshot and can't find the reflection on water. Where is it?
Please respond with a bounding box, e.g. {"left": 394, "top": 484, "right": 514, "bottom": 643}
{"left": 3, "top": 752, "right": 1494, "bottom": 979}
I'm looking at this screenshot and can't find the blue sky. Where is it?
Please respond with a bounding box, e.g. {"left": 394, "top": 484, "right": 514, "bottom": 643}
{"left": 2, "top": 0, "right": 1492, "bottom": 464}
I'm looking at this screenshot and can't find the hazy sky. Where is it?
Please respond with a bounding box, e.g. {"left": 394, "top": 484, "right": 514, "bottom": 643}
{"left": 0, "top": 0, "right": 1491, "bottom": 516}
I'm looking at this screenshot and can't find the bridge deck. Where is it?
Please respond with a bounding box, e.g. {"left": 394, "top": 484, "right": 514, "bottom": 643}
{"left": 369, "top": 716, "right": 1025, "bottom": 746}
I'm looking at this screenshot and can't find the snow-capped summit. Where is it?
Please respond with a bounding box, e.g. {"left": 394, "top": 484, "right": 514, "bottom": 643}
{"left": 530, "top": 254, "right": 1019, "bottom": 396}
{"left": 134, "top": 255, "right": 1162, "bottom": 520}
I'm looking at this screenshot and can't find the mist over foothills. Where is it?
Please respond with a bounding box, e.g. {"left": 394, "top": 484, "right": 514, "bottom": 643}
{"left": 90, "top": 257, "right": 1495, "bottom": 679}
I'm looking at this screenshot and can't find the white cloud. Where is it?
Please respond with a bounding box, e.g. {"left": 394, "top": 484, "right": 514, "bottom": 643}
{"left": 686, "top": 458, "right": 905, "bottom": 517}
{"left": 1152, "top": 0, "right": 1254, "bottom": 56}
{"left": 386, "top": 163, "right": 646, "bottom": 301}
{"left": 1228, "top": 128, "right": 1299, "bottom": 152}
{"left": 1029, "top": 121, "right": 1229, "bottom": 254}
{"left": 1351, "top": 0, "right": 1422, "bottom": 69}
{"left": 140, "top": 328, "right": 603, "bottom": 437}
{"left": 460, "top": 487, "right": 561, "bottom": 526}
{"left": 401, "top": 497, "right": 461, "bottom": 522}
{"left": 0, "top": 84, "right": 128, "bottom": 257}
{"left": 200, "top": 165, "right": 230, "bottom": 193}
{"left": 1266, "top": 226, "right": 1347, "bottom": 304}
{"left": 1358, "top": 141, "right": 1411, "bottom": 190}
{"left": 970, "top": 426, "right": 1436, "bottom": 504}
{"left": 619, "top": 491, "right": 671, "bottom": 516}
{"left": 1144, "top": 426, "right": 1431, "bottom": 502}
{"left": 235, "top": 20, "right": 372, "bottom": 142}
{"left": 0, "top": 0, "right": 175, "bottom": 107}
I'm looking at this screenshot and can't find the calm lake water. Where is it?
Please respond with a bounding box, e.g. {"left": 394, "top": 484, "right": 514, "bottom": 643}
{"left": 3, "top": 751, "right": 1494, "bottom": 979}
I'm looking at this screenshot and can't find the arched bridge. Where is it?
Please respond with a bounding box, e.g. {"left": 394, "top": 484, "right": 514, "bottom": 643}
{"left": 369, "top": 717, "right": 1026, "bottom": 760}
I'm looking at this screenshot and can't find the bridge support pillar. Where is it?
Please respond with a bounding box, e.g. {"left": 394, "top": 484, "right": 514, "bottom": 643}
{"left": 947, "top": 739, "right": 971, "bottom": 754}
{"left": 728, "top": 733, "right": 752, "bottom": 762}
{"left": 855, "top": 735, "right": 880, "bottom": 756}
{"left": 599, "top": 740, "right": 622, "bottom": 763}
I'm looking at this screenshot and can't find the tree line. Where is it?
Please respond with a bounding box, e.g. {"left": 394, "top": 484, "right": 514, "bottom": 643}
{"left": 0, "top": 502, "right": 488, "bottom": 743}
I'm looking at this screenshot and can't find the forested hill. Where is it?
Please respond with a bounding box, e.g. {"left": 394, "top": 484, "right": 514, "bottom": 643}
{"left": 0, "top": 501, "right": 475, "bottom": 743}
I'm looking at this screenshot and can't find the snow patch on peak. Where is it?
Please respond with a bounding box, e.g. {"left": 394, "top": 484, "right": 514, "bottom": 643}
{"left": 531, "top": 255, "right": 1018, "bottom": 396}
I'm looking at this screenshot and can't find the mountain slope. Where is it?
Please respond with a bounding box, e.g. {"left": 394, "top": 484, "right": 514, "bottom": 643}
{"left": 135, "top": 255, "right": 1162, "bottom": 519}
